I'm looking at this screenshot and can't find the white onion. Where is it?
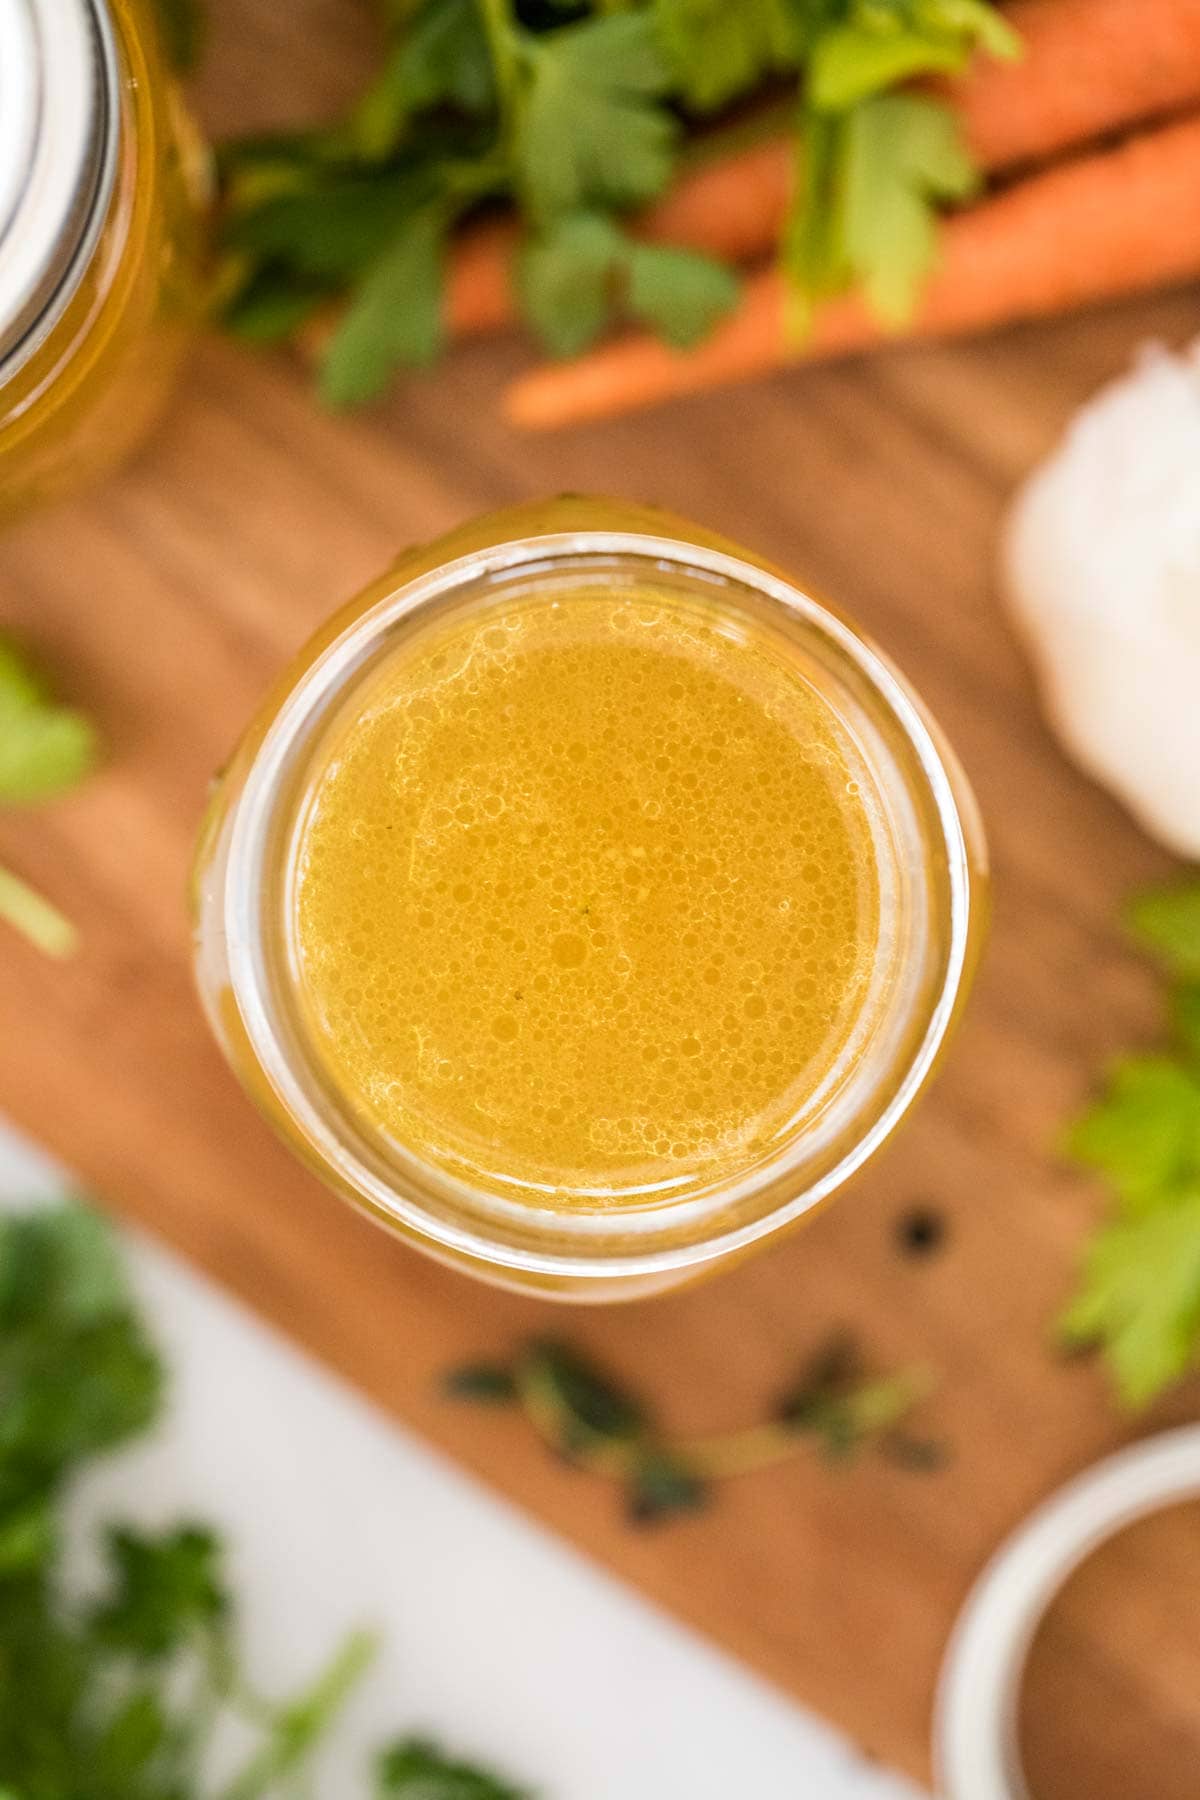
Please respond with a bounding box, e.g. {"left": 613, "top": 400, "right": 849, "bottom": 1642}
{"left": 1004, "top": 339, "right": 1200, "bottom": 857}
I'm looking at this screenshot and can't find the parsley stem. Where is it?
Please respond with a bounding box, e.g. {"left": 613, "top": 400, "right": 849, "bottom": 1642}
{"left": 0, "top": 860, "right": 77, "bottom": 957}
{"left": 443, "top": 151, "right": 509, "bottom": 205}
{"left": 217, "top": 1629, "right": 377, "bottom": 1800}
{"left": 187, "top": 1629, "right": 238, "bottom": 1766}
{"left": 476, "top": 0, "right": 520, "bottom": 118}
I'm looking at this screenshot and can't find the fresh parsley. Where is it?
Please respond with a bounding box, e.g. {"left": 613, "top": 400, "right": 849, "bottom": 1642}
{"left": 1061, "top": 880, "right": 1200, "bottom": 1407}
{"left": 376, "top": 1736, "right": 530, "bottom": 1798}
{"left": 320, "top": 203, "right": 451, "bottom": 406}
{"left": 655, "top": 0, "right": 805, "bottom": 114}
{"left": 218, "top": 0, "right": 1015, "bottom": 405}
{"left": 0, "top": 638, "right": 94, "bottom": 805}
{"left": 0, "top": 635, "right": 96, "bottom": 957}
{"left": 518, "top": 212, "right": 737, "bottom": 357}
{"left": 516, "top": 14, "right": 679, "bottom": 222}
{"left": 0, "top": 1200, "right": 532, "bottom": 1799}
{"left": 836, "top": 92, "right": 978, "bottom": 324}
{"left": 447, "top": 1333, "right": 939, "bottom": 1526}
{"left": 786, "top": 0, "right": 1015, "bottom": 327}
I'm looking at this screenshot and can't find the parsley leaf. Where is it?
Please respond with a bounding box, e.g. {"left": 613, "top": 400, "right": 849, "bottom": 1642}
{"left": 1064, "top": 1058, "right": 1200, "bottom": 1211}
{"left": 928, "top": 0, "right": 1022, "bottom": 60}
{"left": 217, "top": 0, "right": 1014, "bottom": 399}
{"left": 837, "top": 92, "right": 977, "bottom": 324}
{"left": 320, "top": 204, "right": 448, "bottom": 406}
{"left": 1126, "top": 885, "right": 1200, "bottom": 980}
{"left": 1173, "top": 984, "right": 1200, "bottom": 1062}
{"left": 1062, "top": 1190, "right": 1200, "bottom": 1407}
{"left": 517, "top": 15, "right": 678, "bottom": 222}
{"left": 810, "top": 0, "right": 1018, "bottom": 106}
{"left": 626, "top": 241, "right": 740, "bottom": 347}
{"left": 1062, "top": 880, "right": 1200, "bottom": 1406}
{"left": 91, "top": 1526, "right": 228, "bottom": 1659}
{"left": 351, "top": 0, "right": 494, "bottom": 158}
{"left": 376, "top": 1734, "right": 531, "bottom": 1798}
{"left": 0, "top": 1201, "right": 532, "bottom": 1799}
{"left": 225, "top": 172, "right": 431, "bottom": 280}
{"left": 518, "top": 213, "right": 625, "bottom": 356}
{"left": 0, "top": 638, "right": 95, "bottom": 805}
{"left": 519, "top": 212, "right": 738, "bottom": 356}
{"left": 0, "top": 1204, "right": 162, "bottom": 1521}
{"left": 223, "top": 267, "right": 335, "bottom": 345}
{"left": 812, "top": 22, "right": 966, "bottom": 111}
{"left": 785, "top": 0, "right": 1010, "bottom": 324}
{"left": 0, "top": 635, "right": 95, "bottom": 954}
{"left": 93, "top": 1688, "right": 175, "bottom": 1792}
{"left": 654, "top": 0, "right": 806, "bottom": 114}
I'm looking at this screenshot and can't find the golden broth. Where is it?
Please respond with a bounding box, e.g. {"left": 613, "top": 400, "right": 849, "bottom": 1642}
{"left": 291, "top": 585, "right": 885, "bottom": 1205}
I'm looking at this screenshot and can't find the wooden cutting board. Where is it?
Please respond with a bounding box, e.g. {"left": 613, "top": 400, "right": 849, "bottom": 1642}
{"left": 4, "top": 2, "right": 1200, "bottom": 1789}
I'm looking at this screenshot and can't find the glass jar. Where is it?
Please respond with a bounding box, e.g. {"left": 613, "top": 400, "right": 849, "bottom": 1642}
{"left": 0, "top": 0, "right": 208, "bottom": 519}
{"left": 192, "top": 499, "right": 988, "bottom": 1301}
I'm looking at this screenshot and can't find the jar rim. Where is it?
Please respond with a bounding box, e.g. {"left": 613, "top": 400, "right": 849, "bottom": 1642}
{"left": 222, "top": 529, "right": 979, "bottom": 1283}
{"left": 0, "top": 0, "right": 120, "bottom": 377}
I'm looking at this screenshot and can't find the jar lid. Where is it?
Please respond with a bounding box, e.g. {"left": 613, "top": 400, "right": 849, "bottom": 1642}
{"left": 0, "top": 0, "right": 119, "bottom": 377}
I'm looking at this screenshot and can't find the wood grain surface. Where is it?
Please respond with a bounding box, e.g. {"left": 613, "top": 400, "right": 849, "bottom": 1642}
{"left": 3, "top": 2, "right": 1200, "bottom": 1789}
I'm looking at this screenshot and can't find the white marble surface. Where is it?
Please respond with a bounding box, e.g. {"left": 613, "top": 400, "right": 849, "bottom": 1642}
{"left": 0, "top": 1120, "right": 926, "bottom": 1799}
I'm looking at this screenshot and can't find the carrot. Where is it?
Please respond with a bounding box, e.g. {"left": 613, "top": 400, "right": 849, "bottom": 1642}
{"left": 947, "top": 0, "right": 1200, "bottom": 171}
{"left": 445, "top": 217, "right": 516, "bottom": 336}
{"left": 631, "top": 138, "right": 798, "bottom": 266}
{"left": 447, "top": 0, "right": 1200, "bottom": 343}
{"left": 503, "top": 114, "right": 1200, "bottom": 430}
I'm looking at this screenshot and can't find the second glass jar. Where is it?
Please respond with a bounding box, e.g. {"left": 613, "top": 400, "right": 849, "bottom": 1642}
{"left": 0, "top": 0, "right": 208, "bottom": 518}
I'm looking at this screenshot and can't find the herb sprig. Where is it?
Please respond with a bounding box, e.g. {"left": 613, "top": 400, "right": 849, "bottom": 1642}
{"left": 378, "top": 1737, "right": 529, "bottom": 1798}
{"left": 1061, "top": 880, "right": 1200, "bottom": 1407}
{"left": 220, "top": 0, "right": 1016, "bottom": 406}
{"left": 0, "top": 1200, "right": 530, "bottom": 1799}
{"left": 447, "top": 1334, "right": 940, "bottom": 1525}
{"left": 0, "top": 636, "right": 96, "bottom": 957}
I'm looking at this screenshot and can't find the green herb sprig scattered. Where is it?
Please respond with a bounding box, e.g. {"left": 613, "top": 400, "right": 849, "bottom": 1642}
{"left": 0, "top": 636, "right": 96, "bottom": 957}
{"left": 447, "top": 1334, "right": 940, "bottom": 1525}
{"left": 220, "top": 0, "right": 1016, "bottom": 407}
{"left": 1061, "top": 880, "right": 1200, "bottom": 1408}
{"left": 0, "top": 1200, "right": 530, "bottom": 1799}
